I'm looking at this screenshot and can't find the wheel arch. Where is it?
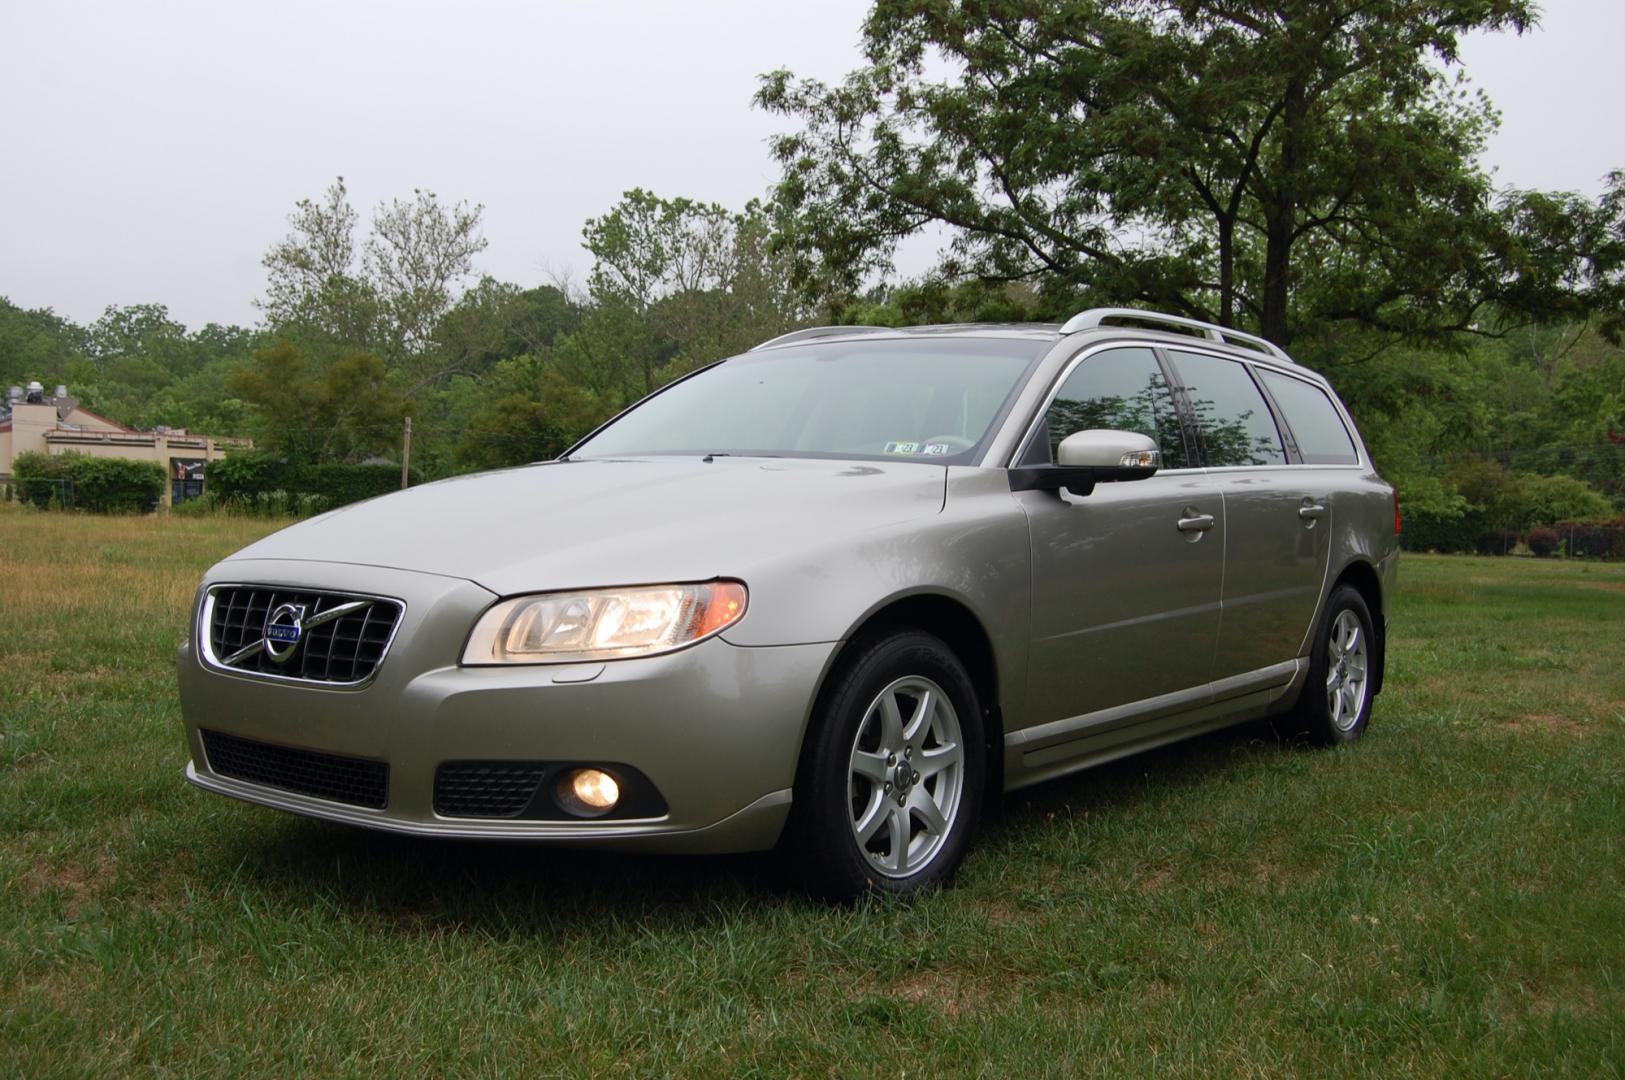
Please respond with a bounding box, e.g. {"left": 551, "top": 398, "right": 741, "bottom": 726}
{"left": 1330, "top": 558, "right": 1385, "bottom": 695}
{"left": 802, "top": 590, "right": 1006, "bottom": 805}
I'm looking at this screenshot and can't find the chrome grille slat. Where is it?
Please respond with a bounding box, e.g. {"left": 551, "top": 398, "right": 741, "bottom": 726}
{"left": 202, "top": 585, "right": 404, "bottom": 687}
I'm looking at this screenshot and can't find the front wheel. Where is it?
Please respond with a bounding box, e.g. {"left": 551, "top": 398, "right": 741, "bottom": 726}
{"left": 785, "top": 630, "right": 984, "bottom": 900}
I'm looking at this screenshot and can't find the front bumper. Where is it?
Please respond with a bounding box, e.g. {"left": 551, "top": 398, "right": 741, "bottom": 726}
{"left": 177, "top": 559, "right": 836, "bottom": 853}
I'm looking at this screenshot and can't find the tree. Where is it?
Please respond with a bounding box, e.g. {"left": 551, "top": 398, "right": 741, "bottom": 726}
{"left": 227, "top": 341, "right": 403, "bottom": 464}
{"left": 756, "top": 0, "right": 1617, "bottom": 347}
{"left": 444, "top": 354, "right": 615, "bottom": 472}
{"left": 365, "top": 188, "right": 488, "bottom": 361}
{"left": 0, "top": 297, "right": 90, "bottom": 389}
{"left": 417, "top": 279, "right": 578, "bottom": 393}
{"left": 580, "top": 189, "right": 808, "bottom": 392}
{"left": 258, "top": 178, "right": 486, "bottom": 366}
{"left": 258, "top": 178, "right": 380, "bottom": 348}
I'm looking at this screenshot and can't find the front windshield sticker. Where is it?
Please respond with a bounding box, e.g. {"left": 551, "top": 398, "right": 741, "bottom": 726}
{"left": 884, "top": 441, "right": 952, "bottom": 456}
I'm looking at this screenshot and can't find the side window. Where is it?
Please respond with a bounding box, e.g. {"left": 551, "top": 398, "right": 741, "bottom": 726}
{"left": 1037, "top": 347, "right": 1188, "bottom": 468}
{"left": 1257, "top": 370, "right": 1359, "bottom": 464}
{"left": 1167, "top": 350, "right": 1286, "bottom": 467}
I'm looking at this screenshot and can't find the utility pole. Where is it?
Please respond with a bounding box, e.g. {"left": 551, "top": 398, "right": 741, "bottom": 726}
{"left": 401, "top": 416, "right": 412, "bottom": 490}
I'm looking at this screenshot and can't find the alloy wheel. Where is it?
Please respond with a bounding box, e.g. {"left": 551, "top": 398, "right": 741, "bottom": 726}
{"left": 1325, "top": 609, "right": 1369, "bottom": 732}
{"left": 846, "top": 676, "right": 966, "bottom": 878}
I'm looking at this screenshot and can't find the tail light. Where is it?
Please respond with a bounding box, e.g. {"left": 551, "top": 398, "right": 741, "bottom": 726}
{"left": 1393, "top": 489, "right": 1402, "bottom": 536}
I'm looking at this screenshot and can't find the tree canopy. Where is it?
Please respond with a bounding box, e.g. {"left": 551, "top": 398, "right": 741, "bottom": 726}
{"left": 756, "top": 0, "right": 1622, "bottom": 347}
{"left": 258, "top": 177, "right": 488, "bottom": 372}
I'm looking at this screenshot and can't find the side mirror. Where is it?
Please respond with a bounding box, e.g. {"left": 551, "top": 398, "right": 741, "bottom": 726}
{"left": 1008, "top": 429, "right": 1161, "bottom": 495}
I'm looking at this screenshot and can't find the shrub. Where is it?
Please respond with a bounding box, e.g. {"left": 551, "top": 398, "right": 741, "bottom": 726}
{"left": 1525, "top": 526, "right": 1561, "bottom": 558}
{"left": 204, "top": 453, "right": 276, "bottom": 502}
{"left": 12, "top": 453, "right": 72, "bottom": 509}
{"left": 1473, "top": 528, "right": 1521, "bottom": 556}
{"left": 1402, "top": 506, "right": 1505, "bottom": 554}
{"left": 204, "top": 453, "right": 410, "bottom": 516}
{"left": 1556, "top": 519, "right": 1625, "bottom": 560}
{"left": 1514, "top": 473, "right": 1613, "bottom": 526}
{"left": 70, "top": 456, "right": 166, "bottom": 513}
{"left": 11, "top": 452, "right": 163, "bottom": 514}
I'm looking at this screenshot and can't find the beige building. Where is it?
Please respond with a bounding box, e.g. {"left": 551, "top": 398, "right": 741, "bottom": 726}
{"left": 1, "top": 381, "right": 247, "bottom": 506}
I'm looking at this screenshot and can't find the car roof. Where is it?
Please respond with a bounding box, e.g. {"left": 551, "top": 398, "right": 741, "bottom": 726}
{"left": 750, "top": 323, "right": 1064, "bottom": 350}
{"left": 750, "top": 312, "right": 1316, "bottom": 376}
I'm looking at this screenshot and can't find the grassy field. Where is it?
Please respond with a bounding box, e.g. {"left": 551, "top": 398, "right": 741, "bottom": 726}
{"left": 1, "top": 503, "right": 1621, "bottom": 1076}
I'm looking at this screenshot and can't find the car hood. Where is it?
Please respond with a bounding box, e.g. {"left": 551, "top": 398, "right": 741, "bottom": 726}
{"left": 224, "top": 457, "right": 947, "bottom": 596}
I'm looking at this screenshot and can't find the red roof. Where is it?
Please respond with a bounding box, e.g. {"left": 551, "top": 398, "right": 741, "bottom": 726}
{"left": 64, "top": 405, "right": 133, "bottom": 433}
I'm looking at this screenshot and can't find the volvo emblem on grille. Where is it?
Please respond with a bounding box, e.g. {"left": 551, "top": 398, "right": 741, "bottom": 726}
{"left": 263, "top": 603, "right": 307, "bottom": 663}
{"left": 216, "top": 593, "right": 381, "bottom": 672}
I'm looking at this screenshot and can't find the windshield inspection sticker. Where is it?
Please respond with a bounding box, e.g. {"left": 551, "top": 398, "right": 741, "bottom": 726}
{"left": 884, "top": 441, "right": 952, "bottom": 456}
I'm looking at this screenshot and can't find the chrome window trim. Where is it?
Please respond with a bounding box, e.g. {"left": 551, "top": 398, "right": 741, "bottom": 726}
{"left": 1157, "top": 343, "right": 1370, "bottom": 471}
{"left": 998, "top": 336, "right": 1372, "bottom": 473}
{"left": 196, "top": 583, "right": 408, "bottom": 690}
{"left": 1200, "top": 463, "right": 1368, "bottom": 474}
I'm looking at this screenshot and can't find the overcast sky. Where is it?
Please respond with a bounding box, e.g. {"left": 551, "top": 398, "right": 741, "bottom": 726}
{"left": 2, "top": 0, "right": 1622, "bottom": 330}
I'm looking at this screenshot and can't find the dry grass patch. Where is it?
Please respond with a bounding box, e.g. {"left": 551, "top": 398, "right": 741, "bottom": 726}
{"left": 858, "top": 968, "right": 997, "bottom": 1019}
{"left": 1500, "top": 712, "right": 1590, "bottom": 737}
{"left": 23, "top": 850, "right": 117, "bottom": 917}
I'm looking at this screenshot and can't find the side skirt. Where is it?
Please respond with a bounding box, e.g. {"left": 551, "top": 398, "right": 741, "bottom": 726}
{"left": 1003, "top": 659, "right": 1304, "bottom": 793}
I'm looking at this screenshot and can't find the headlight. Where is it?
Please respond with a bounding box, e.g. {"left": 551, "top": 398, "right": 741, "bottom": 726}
{"left": 461, "top": 580, "right": 748, "bottom": 665}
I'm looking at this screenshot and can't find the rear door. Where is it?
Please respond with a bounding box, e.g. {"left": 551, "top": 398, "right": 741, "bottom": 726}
{"left": 1165, "top": 349, "right": 1332, "bottom": 679}
{"left": 1016, "top": 346, "right": 1223, "bottom": 726}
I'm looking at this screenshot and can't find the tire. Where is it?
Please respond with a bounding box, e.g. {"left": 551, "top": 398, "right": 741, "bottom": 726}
{"left": 1287, "top": 584, "right": 1378, "bottom": 746}
{"left": 784, "top": 629, "right": 985, "bottom": 901}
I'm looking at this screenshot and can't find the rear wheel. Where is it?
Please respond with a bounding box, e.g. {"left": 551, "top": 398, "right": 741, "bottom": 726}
{"left": 1287, "top": 584, "right": 1377, "bottom": 745}
{"left": 786, "top": 630, "right": 984, "bottom": 900}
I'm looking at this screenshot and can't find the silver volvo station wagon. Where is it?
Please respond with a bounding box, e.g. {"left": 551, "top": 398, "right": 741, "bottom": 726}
{"left": 178, "top": 308, "right": 1399, "bottom": 898}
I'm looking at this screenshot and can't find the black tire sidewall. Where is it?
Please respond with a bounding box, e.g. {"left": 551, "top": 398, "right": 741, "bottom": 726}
{"left": 790, "top": 630, "right": 985, "bottom": 900}
{"left": 1302, "top": 585, "right": 1376, "bottom": 745}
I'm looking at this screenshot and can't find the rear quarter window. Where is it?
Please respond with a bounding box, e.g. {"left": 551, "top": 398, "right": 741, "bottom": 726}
{"left": 1257, "top": 370, "right": 1360, "bottom": 465}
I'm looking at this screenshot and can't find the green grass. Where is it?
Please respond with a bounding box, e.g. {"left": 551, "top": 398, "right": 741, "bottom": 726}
{"left": 2, "top": 502, "right": 1622, "bottom": 1076}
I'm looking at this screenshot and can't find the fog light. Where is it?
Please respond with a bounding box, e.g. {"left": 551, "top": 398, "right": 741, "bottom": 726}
{"left": 557, "top": 768, "right": 620, "bottom": 817}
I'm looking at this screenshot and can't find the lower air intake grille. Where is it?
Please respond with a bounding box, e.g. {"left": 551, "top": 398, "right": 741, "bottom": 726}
{"left": 202, "top": 729, "right": 389, "bottom": 809}
{"left": 434, "top": 762, "right": 548, "bottom": 818}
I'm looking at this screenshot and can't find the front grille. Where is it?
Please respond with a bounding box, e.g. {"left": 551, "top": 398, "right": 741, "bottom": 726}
{"left": 434, "top": 762, "right": 548, "bottom": 818}
{"left": 201, "top": 729, "right": 389, "bottom": 809}
{"left": 207, "top": 585, "right": 402, "bottom": 684}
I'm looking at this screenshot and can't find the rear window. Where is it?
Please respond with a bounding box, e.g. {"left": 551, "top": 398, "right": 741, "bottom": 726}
{"left": 1257, "top": 370, "right": 1359, "bottom": 465}
{"left": 1166, "top": 350, "right": 1285, "bottom": 467}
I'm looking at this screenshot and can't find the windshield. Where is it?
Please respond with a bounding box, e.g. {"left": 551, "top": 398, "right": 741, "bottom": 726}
{"left": 568, "top": 337, "right": 1046, "bottom": 464}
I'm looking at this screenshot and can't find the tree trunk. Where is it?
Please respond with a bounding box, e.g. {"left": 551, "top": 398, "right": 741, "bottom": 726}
{"left": 1262, "top": 84, "right": 1306, "bottom": 346}
{"left": 1261, "top": 212, "right": 1291, "bottom": 346}
{"left": 1217, "top": 215, "right": 1235, "bottom": 328}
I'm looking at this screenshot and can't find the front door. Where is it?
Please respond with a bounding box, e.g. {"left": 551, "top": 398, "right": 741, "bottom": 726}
{"left": 1016, "top": 346, "right": 1223, "bottom": 727}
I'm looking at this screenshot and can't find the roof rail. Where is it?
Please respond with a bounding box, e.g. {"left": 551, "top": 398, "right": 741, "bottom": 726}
{"left": 1058, "top": 307, "right": 1291, "bottom": 362}
{"left": 751, "top": 325, "right": 895, "bottom": 350}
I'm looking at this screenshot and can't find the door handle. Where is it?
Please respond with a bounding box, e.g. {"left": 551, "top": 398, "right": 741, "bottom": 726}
{"left": 1177, "top": 513, "right": 1216, "bottom": 533}
{"left": 1298, "top": 503, "right": 1326, "bottom": 521}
